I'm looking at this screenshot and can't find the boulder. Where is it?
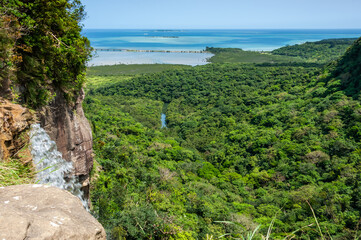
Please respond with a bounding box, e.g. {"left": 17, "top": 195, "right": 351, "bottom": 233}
{"left": 0, "top": 184, "right": 106, "bottom": 240}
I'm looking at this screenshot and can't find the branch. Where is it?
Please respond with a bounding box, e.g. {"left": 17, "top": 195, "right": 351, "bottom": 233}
{"left": 47, "top": 31, "right": 69, "bottom": 48}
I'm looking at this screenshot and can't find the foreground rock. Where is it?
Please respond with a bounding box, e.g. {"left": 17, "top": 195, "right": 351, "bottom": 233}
{"left": 0, "top": 184, "right": 106, "bottom": 240}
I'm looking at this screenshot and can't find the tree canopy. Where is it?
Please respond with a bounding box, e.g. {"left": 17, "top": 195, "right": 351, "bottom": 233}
{"left": 85, "top": 37, "right": 361, "bottom": 239}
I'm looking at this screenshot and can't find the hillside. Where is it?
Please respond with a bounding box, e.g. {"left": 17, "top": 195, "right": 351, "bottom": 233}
{"left": 206, "top": 47, "right": 300, "bottom": 63}
{"left": 326, "top": 38, "right": 361, "bottom": 97}
{"left": 85, "top": 37, "right": 361, "bottom": 239}
{"left": 207, "top": 38, "right": 356, "bottom": 64}
{"left": 272, "top": 38, "right": 357, "bottom": 63}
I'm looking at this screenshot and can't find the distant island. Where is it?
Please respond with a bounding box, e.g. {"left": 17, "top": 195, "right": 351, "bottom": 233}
{"left": 149, "top": 36, "right": 179, "bottom": 38}
{"left": 153, "top": 30, "right": 182, "bottom": 32}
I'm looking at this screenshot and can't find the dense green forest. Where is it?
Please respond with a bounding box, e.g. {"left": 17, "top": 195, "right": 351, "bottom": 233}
{"left": 271, "top": 38, "right": 357, "bottom": 63}
{"left": 205, "top": 47, "right": 300, "bottom": 64}
{"left": 85, "top": 38, "right": 361, "bottom": 239}
{"left": 207, "top": 38, "right": 356, "bottom": 64}
{"left": 2, "top": 3, "right": 360, "bottom": 239}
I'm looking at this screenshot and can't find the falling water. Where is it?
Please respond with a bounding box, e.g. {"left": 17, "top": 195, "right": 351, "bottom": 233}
{"left": 29, "top": 124, "right": 89, "bottom": 210}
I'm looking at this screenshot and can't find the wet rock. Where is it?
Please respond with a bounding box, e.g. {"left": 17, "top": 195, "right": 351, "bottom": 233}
{"left": 39, "top": 89, "right": 93, "bottom": 199}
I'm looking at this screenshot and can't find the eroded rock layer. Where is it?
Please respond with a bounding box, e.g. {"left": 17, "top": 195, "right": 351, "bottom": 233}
{"left": 0, "top": 98, "right": 34, "bottom": 161}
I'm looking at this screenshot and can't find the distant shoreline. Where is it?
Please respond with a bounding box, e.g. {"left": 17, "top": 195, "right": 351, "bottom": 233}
{"left": 95, "top": 48, "right": 208, "bottom": 53}
{"left": 149, "top": 36, "right": 179, "bottom": 38}
{"left": 84, "top": 29, "right": 361, "bottom": 53}
{"left": 88, "top": 51, "right": 214, "bottom": 66}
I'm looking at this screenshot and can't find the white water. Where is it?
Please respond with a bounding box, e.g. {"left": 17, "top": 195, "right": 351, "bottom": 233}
{"left": 29, "top": 124, "right": 88, "bottom": 210}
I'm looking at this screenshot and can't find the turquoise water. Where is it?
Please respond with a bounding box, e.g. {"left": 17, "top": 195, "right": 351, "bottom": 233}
{"left": 84, "top": 29, "right": 361, "bottom": 51}
{"left": 84, "top": 29, "right": 361, "bottom": 65}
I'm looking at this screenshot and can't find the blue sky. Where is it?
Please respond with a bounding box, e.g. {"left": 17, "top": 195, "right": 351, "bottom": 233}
{"left": 81, "top": 0, "right": 361, "bottom": 29}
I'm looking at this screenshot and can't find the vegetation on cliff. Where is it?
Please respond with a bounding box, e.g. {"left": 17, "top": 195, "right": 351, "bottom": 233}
{"left": 85, "top": 38, "right": 361, "bottom": 239}
{"left": 0, "top": 0, "right": 91, "bottom": 193}
{"left": 0, "top": 0, "right": 91, "bottom": 107}
{"left": 0, "top": 97, "right": 35, "bottom": 186}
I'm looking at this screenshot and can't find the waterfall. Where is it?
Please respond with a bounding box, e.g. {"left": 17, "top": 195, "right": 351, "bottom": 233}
{"left": 29, "top": 124, "right": 88, "bottom": 210}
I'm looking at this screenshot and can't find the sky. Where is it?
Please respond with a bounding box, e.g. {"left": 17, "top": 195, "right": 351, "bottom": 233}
{"left": 81, "top": 0, "right": 361, "bottom": 29}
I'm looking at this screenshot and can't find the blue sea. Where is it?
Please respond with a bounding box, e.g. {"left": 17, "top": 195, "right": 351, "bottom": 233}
{"left": 83, "top": 29, "right": 361, "bottom": 66}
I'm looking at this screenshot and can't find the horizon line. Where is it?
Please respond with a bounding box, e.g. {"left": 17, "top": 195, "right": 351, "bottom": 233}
{"left": 82, "top": 28, "right": 361, "bottom": 30}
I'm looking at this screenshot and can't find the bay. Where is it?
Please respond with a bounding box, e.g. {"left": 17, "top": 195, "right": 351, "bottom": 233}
{"left": 84, "top": 29, "right": 361, "bottom": 66}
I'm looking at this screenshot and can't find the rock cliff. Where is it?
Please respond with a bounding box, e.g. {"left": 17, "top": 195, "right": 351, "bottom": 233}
{"left": 0, "top": 98, "right": 34, "bottom": 161}
{"left": 39, "top": 89, "right": 93, "bottom": 199}
{"left": 0, "top": 87, "right": 102, "bottom": 239}
{"left": 0, "top": 184, "right": 106, "bottom": 240}
{"left": 1, "top": 1, "right": 103, "bottom": 238}
{"left": 0, "top": 92, "right": 93, "bottom": 198}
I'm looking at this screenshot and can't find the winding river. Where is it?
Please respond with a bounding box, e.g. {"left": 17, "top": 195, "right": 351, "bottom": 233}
{"left": 161, "top": 113, "right": 167, "bottom": 128}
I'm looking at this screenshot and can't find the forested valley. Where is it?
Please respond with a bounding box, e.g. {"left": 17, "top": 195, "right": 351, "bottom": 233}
{"left": 84, "top": 38, "right": 361, "bottom": 239}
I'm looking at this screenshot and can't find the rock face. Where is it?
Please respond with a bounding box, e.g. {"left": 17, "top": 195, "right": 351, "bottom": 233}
{"left": 0, "top": 184, "right": 106, "bottom": 240}
{"left": 39, "top": 90, "right": 93, "bottom": 198}
{"left": 0, "top": 98, "right": 34, "bottom": 161}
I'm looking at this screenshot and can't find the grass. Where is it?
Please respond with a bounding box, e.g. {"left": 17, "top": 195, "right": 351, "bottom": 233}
{"left": 86, "top": 63, "right": 191, "bottom": 76}
{"left": 0, "top": 133, "right": 34, "bottom": 187}
{"left": 0, "top": 159, "right": 34, "bottom": 187}
{"left": 86, "top": 64, "right": 192, "bottom": 91}
{"left": 85, "top": 75, "right": 132, "bottom": 90}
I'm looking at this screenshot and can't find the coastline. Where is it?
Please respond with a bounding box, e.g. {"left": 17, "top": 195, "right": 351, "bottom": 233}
{"left": 85, "top": 29, "right": 361, "bottom": 66}
{"left": 95, "top": 48, "right": 208, "bottom": 53}
{"left": 87, "top": 51, "right": 214, "bottom": 66}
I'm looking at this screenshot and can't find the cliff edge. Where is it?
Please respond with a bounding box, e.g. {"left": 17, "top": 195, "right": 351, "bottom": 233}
{"left": 39, "top": 89, "right": 93, "bottom": 199}
{"left": 0, "top": 1, "right": 103, "bottom": 238}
